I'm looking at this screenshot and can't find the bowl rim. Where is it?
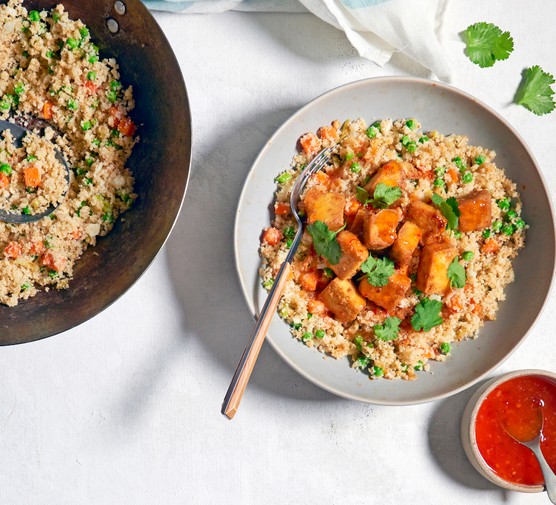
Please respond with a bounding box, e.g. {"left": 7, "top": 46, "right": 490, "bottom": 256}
{"left": 234, "top": 75, "right": 556, "bottom": 405}
{"left": 463, "top": 368, "right": 556, "bottom": 492}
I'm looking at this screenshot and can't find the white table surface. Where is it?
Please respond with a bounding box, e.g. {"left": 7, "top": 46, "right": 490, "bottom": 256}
{"left": 1, "top": 2, "right": 555, "bottom": 504}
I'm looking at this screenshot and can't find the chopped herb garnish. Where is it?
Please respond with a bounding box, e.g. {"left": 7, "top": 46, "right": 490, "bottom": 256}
{"left": 356, "top": 183, "right": 402, "bottom": 209}
{"left": 373, "top": 316, "right": 401, "bottom": 341}
{"left": 360, "top": 255, "right": 395, "bottom": 287}
{"left": 447, "top": 257, "right": 466, "bottom": 288}
{"left": 283, "top": 226, "right": 296, "bottom": 239}
{"left": 462, "top": 22, "right": 514, "bottom": 68}
{"left": 411, "top": 298, "right": 443, "bottom": 332}
{"left": 306, "top": 220, "right": 343, "bottom": 265}
{"left": 431, "top": 193, "right": 460, "bottom": 230}
{"left": 514, "top": 66, "right": 555, "bottom": 116}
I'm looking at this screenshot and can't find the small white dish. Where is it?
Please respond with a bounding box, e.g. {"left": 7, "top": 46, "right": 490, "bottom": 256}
{"left": 234, "top": 77, "right": 555, "bottom": 405}
{"left": 461, "top": 369, "right": 556, "bottom": 493}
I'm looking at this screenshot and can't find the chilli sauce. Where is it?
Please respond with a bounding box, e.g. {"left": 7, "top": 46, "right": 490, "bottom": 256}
{"left": 475, "top": 375, "right": 556, "bottom": 486}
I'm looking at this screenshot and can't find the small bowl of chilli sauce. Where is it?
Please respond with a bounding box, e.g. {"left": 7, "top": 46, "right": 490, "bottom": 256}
{"left": 461, "top": 369, "right": 556, "bottom": 493}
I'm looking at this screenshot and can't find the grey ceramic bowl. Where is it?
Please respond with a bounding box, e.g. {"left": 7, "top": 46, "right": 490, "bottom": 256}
{"left": 461, "top": 369, "right": 556, "bottom": 493}
{"left": 234, "top": 77, "right": 555, "bottom": 405}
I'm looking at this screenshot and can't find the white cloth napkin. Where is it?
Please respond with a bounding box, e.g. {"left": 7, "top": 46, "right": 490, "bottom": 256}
{"left": 142, "top": 0, "right": 451, "bottom": 81}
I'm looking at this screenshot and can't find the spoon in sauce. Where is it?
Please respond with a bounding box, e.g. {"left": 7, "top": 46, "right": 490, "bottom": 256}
{"left": 503, "top": 409, "right": 556, "bottom": 503}
{"left": 0, "top": 120, "right": 70, "bottom": 224}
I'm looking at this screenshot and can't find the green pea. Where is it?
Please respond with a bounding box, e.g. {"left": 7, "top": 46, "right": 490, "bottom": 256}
{"left": 106, "top": 90, "right": 117, "bottom": 103}
{"left": 514, "top": 218, "right": 526, "bottom": 230}
{"left": 88, "top": 55, "right": 99, "bottom": 64}
{"left": 482, "top": 229, "right": 492, "bottom": 239}
{"left": 461, "top": 251, "right": 474, "bottom": 261}
{"left": 13, "top": 83, "right": 25, "bottom": 95}
{"left": 504, "top": 209, "right": 517, "bottom": 222}
{"left": 492, "top": 221, "right": 503, "bottom": 233}
{"left": 462, "top": 172, "right": 473, "bottom": 183}
{"left": 302, "top": 332, "right": 313, "bottom": 342}
{"left": 497, "top": 198, "right": 511, "bottom": 210}
{"left": 502, "top": 224, "right": 515, "bottom": 236}
{"left": 66, "top": 38, "right": 79, "bottom": 49}
{"left": 419, "top": 136, "right": 429, "bottom": 143}
{"left": 406, "top": 141, "right": 417, "bottom": 153}
{"left": 79, "top": 27, "right": 89, "bottom": 39}
{"left": 433, "top": 177, "right": 445, "bottom": 188}
{"left": 81, "top": 120, "right": 92, "bottom": 131}
{"left": 87, "top": 71, "right": 96, "bottom": 81}
{"left": 22, "top": 206, "right": 31, "bottom": 215}
{"left": 350, "top": 162, "right": 361, "bottom": 173}
{"left": 440, "top": 342, "right": 451, "bottom": 355}
{"left": 345, "top": 152, "right": 354, "bottom": 161}
{"left": 405, "top": 119, "right": 416, "bottom": 130}
{"left": 474, "top": 155, "right": 485, "bottom": 165}
{"left": 315, "top": 329, "right": 325, "bottom": 339}
{"left": 0, "top": 163, "right": 12, "bottom": 175}
{"left": 373, "top": 366, "right": 384, "bottom": 377}
{"left": 28, "top": 10, "right": 40, "bottom": 22}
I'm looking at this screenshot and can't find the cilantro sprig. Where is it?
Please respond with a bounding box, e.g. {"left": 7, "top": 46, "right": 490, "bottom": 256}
{"left": 462, "top": 22, "right": 514, "bottom": 68}
{"left": 411, "top": 298, "right": 443, "bottom": 332}
{"left": 373, "top": 316, "right": 401, "bottom": 341}
{"left": 431, "top": 193, "right": 460, "bottom": 231}
{"left": 306, "top": 220, "right": 344, "bottom": 265}
{"left": 514, "top": 66, "right": 555, "bottom": 116}
{"left": 447, "top": 257, "right": 466, "bottom": 288}
{"left": 360, "top": 255, "right": 395, "bottom": 287}
{"left": 356, "top": 183, "right": 402, "bottom": 209}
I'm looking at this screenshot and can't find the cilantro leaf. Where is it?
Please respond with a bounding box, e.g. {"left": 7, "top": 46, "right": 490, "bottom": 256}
{"left": 411, "top": 298, "right": 443, "bottom": 332}
{"left": 514, "top": 66, "right": 555, "bottom": 116}
{"left": 373, "top": 316, "right": 402, "bottom": 341}
{"left": 431, "top": 193, "right": 460, "bottom": 231}
{"left": 306, "top": 220, "right": 342, "bottom": 265}
{"left": 447, "top": 257, "right": 466, "bottom": 288}
{"left": 355, "top": 183, "right": 402, "bottom": 209}
{"left": 360, "top": 255, "right": 395, "bottom": 287}
{"left": 463, "top": 22, "right": 514, "bottom": 68}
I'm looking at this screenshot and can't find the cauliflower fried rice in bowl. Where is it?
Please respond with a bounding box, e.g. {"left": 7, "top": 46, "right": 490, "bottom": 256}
{"left": 234, "top": 77, "right": 555, "bottom": 404}
{"left": 0, "top": 0, "right": 191, "bottom": 344}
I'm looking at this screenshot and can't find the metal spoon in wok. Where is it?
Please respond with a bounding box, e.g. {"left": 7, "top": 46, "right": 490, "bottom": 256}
{"left": 0, "top": 120, "right": 70, "bottom": 224}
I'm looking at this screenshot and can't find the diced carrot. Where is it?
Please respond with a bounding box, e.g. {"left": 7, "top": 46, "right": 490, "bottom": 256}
{"left": 274, "top": 202, "right": 290, "bottom": 215}
{"left": 317, "top": 125, "right": 339, "bottom": 142}
{"left": 299, "top": 132, "right": 321, "bottom": 156}
{"left": 24, "top": 166, "right": 41, "bottom": 188}
{"left": 42, "top": 100, "right": 53, "bottom": 120}
{"left": 84, "top": 79, "right": 97, "bottom": 94}
{"left": 71, "top": 229, "right": 82, "bottom": 240}
{"left": 29, "top": 241, "right": 45, "bottom": 256}
{"left": 262, "top": 227, "right": 282, "bottom": 246}
{"left": 109, "top": 106, "right": 121, "bottom": 127}
{"left": 4, "top": 241, "right": 22, "bottom": 259}
{"left": 447, "top": 167, "right": 459, "bottom": 183}
{"left": 315, "top": 171, "right": 330, "bottom": 186}
{"left": 39, "top": 252, "right": 66, "bottom": 272}
{"left": 0, "top": 172, "right": 8, "bottom": 189}
{"left": 299, "top": 272, "right": 319, "bottom": 292}
{"left": 481, "top": 238, "right": 500, "bottom": 254}
{"left": 307, "top": 298, "right": 329, "bottom": 316}
{"left": 117, "top": 117, "right": 136, "bottom": 137}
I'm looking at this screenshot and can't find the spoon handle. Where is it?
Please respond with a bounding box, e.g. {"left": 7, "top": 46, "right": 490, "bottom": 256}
{"left": 222, "top": 260, "right": 292, "bottom": 420}
{"left": 532, "top": 445, "right": 556, "bottom": 504}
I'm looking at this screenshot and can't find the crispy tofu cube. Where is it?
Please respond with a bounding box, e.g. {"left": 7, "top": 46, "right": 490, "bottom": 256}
{"left": 457, "top": 190, "right": 492, "bottom": 232}
{"left": 358, "top": 273, "right": 411, "bottom": 312}
{"left": 406, "top": 201, "right": 447, "bottom": 244}
{"left": 363, "top": 208, "right": 401, "bottom": 250}
{"left": 304, "top": 189, "right": 345, "bottom": 231}
{"left": 349, "top": 207, "right": 368, "bottom": 237}
{"left": 390, "top": 221, "right": 422, "bottom": 268}
{"left": 364, "top": 159, "right": 403, "bottom": 193}
{"left": 327, "top": 230, "right": 369, "bottom": 280}
{"left": 416, "top": 241, "right": 458, "bottom": 295}
{"left": 319, "top": 278, "right": 366, "bottom": 323}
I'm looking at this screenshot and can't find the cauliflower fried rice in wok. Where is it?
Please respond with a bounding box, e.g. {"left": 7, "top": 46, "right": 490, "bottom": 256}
{"left": 0, "top": 0, "right": 137, "bottom": 306}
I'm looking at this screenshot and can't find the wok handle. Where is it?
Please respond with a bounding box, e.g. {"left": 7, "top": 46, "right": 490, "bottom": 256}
{"left": 222, "top": 261, "right": 292, "bottom": 420}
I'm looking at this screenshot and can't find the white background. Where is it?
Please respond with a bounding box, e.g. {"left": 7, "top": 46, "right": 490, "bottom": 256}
{"left": 1, "top": 2, "right": 555, "bottom": 504}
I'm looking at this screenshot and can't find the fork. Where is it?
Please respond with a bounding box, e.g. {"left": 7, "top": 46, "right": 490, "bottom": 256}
{"left": 503, "top": 410, "right": 556, "bottom": 503}
{"left": 221, "top": 146, "right": 333, "bottom": 419}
